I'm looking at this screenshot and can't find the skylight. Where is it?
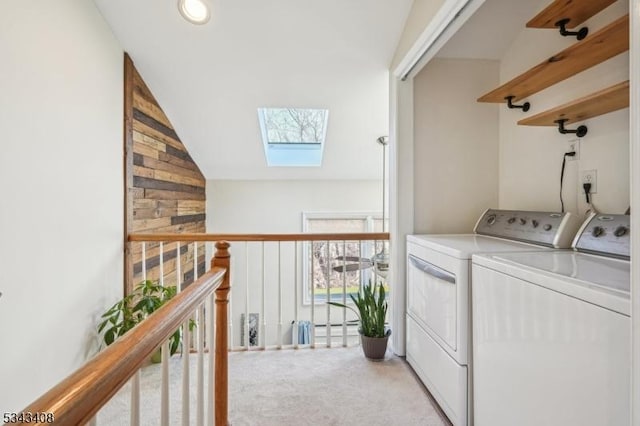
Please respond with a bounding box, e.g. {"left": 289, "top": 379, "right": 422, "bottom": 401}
{"left": 258, "top": 108, "right": 329, "bottom": 167}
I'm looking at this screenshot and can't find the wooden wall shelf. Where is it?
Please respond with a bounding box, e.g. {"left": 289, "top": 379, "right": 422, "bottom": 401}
{"left": 477, "top": 14, "right": 628, "bottom": 104}
{"left": 527, "top": 0, "right": 617, "bottom": 29}
{"left": 518, "top": 81, "right": 629, "bottom": 127}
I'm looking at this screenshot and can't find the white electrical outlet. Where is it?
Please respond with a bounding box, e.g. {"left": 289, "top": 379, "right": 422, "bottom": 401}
{"left": 568, "top": 139, "right": 579, "bottom": 161}
{"left": 581, "top": 169, "right": 597, "bottom": 194}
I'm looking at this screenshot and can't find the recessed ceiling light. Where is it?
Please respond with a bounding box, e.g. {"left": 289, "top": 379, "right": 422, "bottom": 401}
{"left": 178, "top": 0, "right": 210, "bottom": 25}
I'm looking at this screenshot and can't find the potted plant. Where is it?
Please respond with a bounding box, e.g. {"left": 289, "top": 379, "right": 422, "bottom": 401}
{"left": 98, "top": 279, "right": 195, "bottom": 362}
{"left": 328, "top": 280, "right": 391, "bottom": 360}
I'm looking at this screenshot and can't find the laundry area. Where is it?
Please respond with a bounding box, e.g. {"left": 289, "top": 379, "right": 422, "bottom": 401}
{"left": 393, "top": 0, "right": 633, "bottom": 425}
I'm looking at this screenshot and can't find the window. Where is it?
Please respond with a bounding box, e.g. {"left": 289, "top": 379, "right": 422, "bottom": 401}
{"left": 302, "top": 212, "right": 386, "bottom": 305}
{"left": 258, "top": 108, "right": 329, "bottom": 167}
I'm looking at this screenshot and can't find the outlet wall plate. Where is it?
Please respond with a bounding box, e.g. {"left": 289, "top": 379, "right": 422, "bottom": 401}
{"left": 581, "top": 169, "right": 597, "bottom": 193}
{"left": 568, "top": 139, "right": 580, "bottom": 161}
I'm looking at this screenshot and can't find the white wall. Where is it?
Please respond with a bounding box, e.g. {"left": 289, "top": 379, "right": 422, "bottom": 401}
{"left": 413, "top": 58, "right": 500, "bottom": 233}
{"left": 0, "top": 0, "right": 123, "bottom": 411}
{"left": 207, "top": 180, "right": 382, "bottom": 233}
{"left": 498, "top": 2, "right": 630, "bottom": 215}
{"left": 206, "top": 180, "right": 382, "bottom": 345}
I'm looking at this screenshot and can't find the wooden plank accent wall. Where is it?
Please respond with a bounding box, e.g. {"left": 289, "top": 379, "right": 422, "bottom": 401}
{"left": 124, "top": 53, "right": 206, "bottom": 294}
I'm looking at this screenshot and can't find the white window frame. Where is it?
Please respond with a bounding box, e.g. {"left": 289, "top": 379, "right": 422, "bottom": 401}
{"left": 301, "top": 211, "right": 382, "bottom": 305}
{"left": 257, "top": 108, "right": 329, "bottom": 167}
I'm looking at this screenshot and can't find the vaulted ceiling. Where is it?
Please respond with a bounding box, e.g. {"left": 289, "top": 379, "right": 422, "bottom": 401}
{"left": 95, "top": 0, "right": 413, "bottom": 180}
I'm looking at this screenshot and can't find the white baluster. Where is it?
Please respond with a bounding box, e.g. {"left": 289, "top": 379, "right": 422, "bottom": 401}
{"left": 228, "top": 265, "right": 234, "bottom": 351}
{"left": 207, "top": 293, "right": 215, "bottom": 426}
{"left": 277, "top": 242, "right": 283, "bottom": 349}
{"left": 261, "top": 242, "right": 266, "bottom": 349}
{"left": 161, "top": 340, "right": 170, "bottom": 426}
{"left": 182, "top": 316, "right": 190, "bottom": 426}
{"left": 131, "top": 242, "right": 145, "bottom": 426}
{"left": 197, "top": 303, "right": 205, "bottom": 426}
{"left": 159, "top": 242, "right": 164, "bottom": 287}
{"left": 293, "top": 241, "right": 299, "bottom": 349}
{"left": 176, "top": 242, "right": 182, "bottom": 290}
{"left": 142, "top": 242, "right": 147, "bottom": 281}
{"left": 310, "top": 242, "right": 315, "bottom": 348}
{"left": 130, "top": 370, "right": 141, "bottom": 426}
{"left": 342, "top": 240, "right": 347, "bottom": 347}
{"left": 325, "top": 241, "right": 331, "bottom": 348}
{"left": 178, "top": 242, "right": 190, "bottom": 426}
{"left": 159, "top": 243, "right": 169, "bottom": 426}
{"left": 245, "top": 242, "right": 250, "bottom": 350}
{"left": 192, "top": 242, "right": 199, "bottom": 350}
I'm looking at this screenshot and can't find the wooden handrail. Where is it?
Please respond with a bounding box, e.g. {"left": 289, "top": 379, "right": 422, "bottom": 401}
{"left": 128, "top": 232, "right": 390, "bottom": 242}
{"left": 17, "top": 267, "right": 227, "bottom": 425}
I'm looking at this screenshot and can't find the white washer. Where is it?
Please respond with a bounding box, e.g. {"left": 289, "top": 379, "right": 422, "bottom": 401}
{"left": 471, "top": 213, "right": 631, "bottom": 426}
{"left": 406, "top": 209, "right": 582, "bottom": 426}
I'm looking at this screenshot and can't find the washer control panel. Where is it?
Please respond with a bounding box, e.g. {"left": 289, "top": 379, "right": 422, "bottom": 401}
{"left": 474, "top": 209, "right": 582, "bottom": 248}
{"left": 573, "top": 213, "right": 630, "bottom": 259}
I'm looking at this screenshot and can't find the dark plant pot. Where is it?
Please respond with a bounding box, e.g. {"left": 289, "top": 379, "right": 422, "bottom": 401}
{"left": 360, "top": 330, "right": 391, "bottom": 361}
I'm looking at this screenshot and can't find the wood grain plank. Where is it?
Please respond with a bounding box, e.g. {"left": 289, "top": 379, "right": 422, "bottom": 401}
{"left": 134, "top": 176, "right": 205, "bottom": 194}
{"left": 137, "top": 221, "right": 206, "bottom": 235}
{"left": 132, "top": 71, "right": 174, "bottom": 131}
{"left": 132, "top": 141, "right": 159, "bottom": 160}
{"left": 134, "top": 199, "right": 179, "bottom": 210}
{"left": 178, "top": 200, "right": 206, "bottom": 215}
{"left": 135, "top": 164, "right": 204, "bottom": 187}
{"left": 133, "top": 109, "right": 181, "bottom": 141}
{"left": 171, "top": 213, "right": 206, "bottom": 226}
{"left": 153, "top": 169, "right": 205, "bottom": 187}
{"left": 130, "top": 187, "right": 144, "bottom": 199}
{"left": 158, "top": 151, "right": 204, "bottom": 176}
{"left": 133, "top": 206, "right": 179, "bottom": 220}
{"left": 478, "top": 15, "right": 629, "bottom": 103}
{"left": 165, "top": 144, "right": 195, "bottom": 163}
{"left": 145, "top": 188, "right": 206, "bottom": 201}
{"left": 132, "top": 217, "right": 173, "bottom": 232}
{"left": 133, "top": 119, "right": 187, "bottom": 152}
{"left": 133, "top": 165, "right": 154, "bottom": 179}
{"left": 527, "top": 0, "right": 617, "bottom": 28}
{"left": 141, "top": 154, "right": 205, "bottom": 181}
{"left": 518, "top": 80, "right": 629, "bottom": 126}
{"left": 133, "top": 93, "right": 173, "bottom": 130}
{"left": 133, "top": 130, "right": 167, "bottom": 153}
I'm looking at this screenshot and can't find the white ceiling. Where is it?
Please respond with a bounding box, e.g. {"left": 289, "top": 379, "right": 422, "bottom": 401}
{"left": 436, "top": 0, "right": 546, "bottom": 60}
{"left": 95, "top": 0, "right": 412, "bottom": 180}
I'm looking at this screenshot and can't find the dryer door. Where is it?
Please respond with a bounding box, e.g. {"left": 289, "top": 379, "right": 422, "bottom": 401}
{"left": 407, "top": 254, "right": 457, "bottom": 351}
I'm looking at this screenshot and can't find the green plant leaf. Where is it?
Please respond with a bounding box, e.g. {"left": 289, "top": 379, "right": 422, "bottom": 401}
{"left": 104, "top": 328, "right": 116, "bottom": 345}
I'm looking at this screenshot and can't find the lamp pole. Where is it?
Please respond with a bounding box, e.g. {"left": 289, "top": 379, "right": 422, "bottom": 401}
{"left": 373, "top": 136, "right": 389, "bottom": 278}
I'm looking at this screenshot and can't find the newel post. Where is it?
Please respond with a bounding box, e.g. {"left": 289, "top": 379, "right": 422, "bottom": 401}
{"left": 212, "top": 241, "right": 230, "bottom": 425}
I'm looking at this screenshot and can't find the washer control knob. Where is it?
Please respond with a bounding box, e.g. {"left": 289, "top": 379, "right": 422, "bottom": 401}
{"left": 543, "top": 224, "right": 552, "bottom": 231}
{"left": 507, "top": 217, "right": 516, "bottom": 224}
{"left": 519, "top": 218, "right": 527, "bottom": 225}
{"left": 532, "top": 220, "right": 539, "bottom": 228}
{"left": 592, "top": 226, "right": 604, "bottom": 237}
{"left": 486, "top": 215, "right": 496, "bottom": 225}
{"left": 614, "top": 226, "right": 628, "bottom": 237}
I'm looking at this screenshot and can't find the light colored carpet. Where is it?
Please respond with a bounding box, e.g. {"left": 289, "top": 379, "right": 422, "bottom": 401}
{"left": 98, "top": 347, "right": 449, "bottom": 425}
